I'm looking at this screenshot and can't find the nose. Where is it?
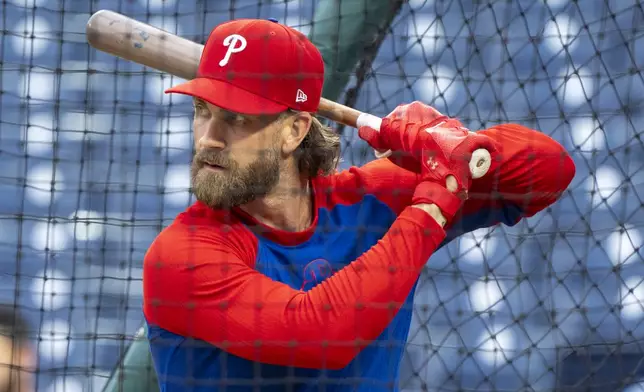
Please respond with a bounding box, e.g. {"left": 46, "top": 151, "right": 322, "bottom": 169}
{"left": 197, "top": 119, "right": 226, "bottom": 150}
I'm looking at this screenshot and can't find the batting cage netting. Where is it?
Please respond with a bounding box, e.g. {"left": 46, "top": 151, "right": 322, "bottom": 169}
{"left": 1, "top": 0, "right": 643, "bottom": 391}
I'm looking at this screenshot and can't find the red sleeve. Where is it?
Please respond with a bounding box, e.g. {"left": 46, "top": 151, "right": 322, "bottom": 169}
{"left": 143, "top": 206, "right": 445, "bottom": 370}
{"left": 327, "top": 158, "right": 420, "bottom": 215}
{"left": 461, "top": 124, "right": 576, "bottom": 221}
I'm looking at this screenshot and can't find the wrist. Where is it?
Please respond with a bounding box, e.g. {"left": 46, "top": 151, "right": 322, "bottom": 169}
{"left": 411, "top": 204, "right": 447, "bottom": 227}
{"left": 412, "top": 181, "right": 463, "bottom": 221}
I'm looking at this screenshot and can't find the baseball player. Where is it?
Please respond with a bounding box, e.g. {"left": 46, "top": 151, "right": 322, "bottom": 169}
{"left": 142, "top": 18, "right": 576, "bottom": 392}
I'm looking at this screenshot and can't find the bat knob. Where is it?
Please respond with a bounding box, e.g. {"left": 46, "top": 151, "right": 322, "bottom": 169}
{"left": 469, "top": 148, "right": 491, "bottom": 179}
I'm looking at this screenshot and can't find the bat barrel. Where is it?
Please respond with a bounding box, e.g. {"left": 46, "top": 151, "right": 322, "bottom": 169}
{"left": 86, "top": 10, "right": 202, "bottom": 80}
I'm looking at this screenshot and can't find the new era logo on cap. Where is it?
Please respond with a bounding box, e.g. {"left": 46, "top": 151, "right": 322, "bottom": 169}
{"left": 295, "top": 89, "right": 307, "bottom": 103}
{"left": 165, "top": 18, "right": 325, "bottom": 115}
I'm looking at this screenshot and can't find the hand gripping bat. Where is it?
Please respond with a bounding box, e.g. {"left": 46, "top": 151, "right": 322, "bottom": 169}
{"left": 85, "top": 10, "right": 491, "bottom": 178}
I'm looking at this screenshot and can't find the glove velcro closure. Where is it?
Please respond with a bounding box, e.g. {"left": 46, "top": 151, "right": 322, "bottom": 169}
{"left": 411, "top": 180, "right": 466, "bottom": 222}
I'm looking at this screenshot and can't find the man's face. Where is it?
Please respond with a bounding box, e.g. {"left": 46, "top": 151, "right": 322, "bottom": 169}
{"left": 190, "top": 98, "right": 286, "bottom": 210}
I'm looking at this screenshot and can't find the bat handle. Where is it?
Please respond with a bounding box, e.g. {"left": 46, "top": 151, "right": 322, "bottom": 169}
{"left": 355, "top": 113, "right": 490, "bottom": 179}
{"left": 355, "top": 113, "right": 390, "bottom": 159}
{"left": 356, "top": 112, "right": 383, "bottom": 131}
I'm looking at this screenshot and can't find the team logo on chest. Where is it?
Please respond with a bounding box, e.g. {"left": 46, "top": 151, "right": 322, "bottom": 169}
{"left": 300, "top": 258, "right": 333, "bottom": 291}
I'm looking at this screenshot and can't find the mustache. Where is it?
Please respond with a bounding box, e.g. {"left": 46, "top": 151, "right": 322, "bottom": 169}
{"left": 193, "top": 150, "right": 232, "bottom": 168}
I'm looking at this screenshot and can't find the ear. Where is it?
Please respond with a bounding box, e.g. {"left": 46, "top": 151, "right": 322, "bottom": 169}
{"left": 280, "top": 111, "right": 312, "bottom": 155}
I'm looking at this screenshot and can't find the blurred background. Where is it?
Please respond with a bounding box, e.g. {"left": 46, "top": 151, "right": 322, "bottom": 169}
{"left": 0, "top": 0, "right": 642, "bottom": 391}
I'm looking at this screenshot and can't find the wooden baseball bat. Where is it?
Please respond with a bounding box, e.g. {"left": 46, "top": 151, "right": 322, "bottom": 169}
{"left": 84, "top": 11, "right": 380, "bottom": 129}
{"left": 85, "top": 10, "right": 491, "bottom": 178}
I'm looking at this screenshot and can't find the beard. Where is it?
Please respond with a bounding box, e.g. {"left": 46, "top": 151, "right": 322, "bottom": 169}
{"left": 190, "top": 147, "right": 281, "bottom": 210}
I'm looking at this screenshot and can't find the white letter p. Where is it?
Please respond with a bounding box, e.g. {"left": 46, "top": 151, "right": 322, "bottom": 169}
{"left": 219, "top": 34, "right": 247, "bottom": 67}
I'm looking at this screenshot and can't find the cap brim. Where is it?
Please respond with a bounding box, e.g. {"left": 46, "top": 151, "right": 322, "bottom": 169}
{"left": 165, "top": 78, "right": 288, "bottom": 115}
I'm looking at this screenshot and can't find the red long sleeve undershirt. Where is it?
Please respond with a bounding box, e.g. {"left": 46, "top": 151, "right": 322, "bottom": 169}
{"left": 143, "top": 123, "right": 576, "bottom": 370}
{"left": 143, "top": 206, "right": 445, "bottom": 370}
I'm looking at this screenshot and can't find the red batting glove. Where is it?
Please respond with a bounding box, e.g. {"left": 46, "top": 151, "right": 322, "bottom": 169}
{"left": 359, "top": 101, "right": 455, "bottom": 173}
{"left": 358, "top": 101, "right": 500, "bottom": 221}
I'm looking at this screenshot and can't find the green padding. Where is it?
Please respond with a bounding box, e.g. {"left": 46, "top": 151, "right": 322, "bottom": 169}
{"left": 102, "top": 1, "right": 398, "bottom": 390}
{"left": 308, "top": 0, "right": 404, "bottom": 103}
{"left": 102, "top": 326, "right": 158, "bottom": 392}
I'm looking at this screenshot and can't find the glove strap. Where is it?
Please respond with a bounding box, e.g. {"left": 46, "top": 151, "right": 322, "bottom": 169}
{"left": 412, "top": 181, "right": 466, "bottom": 222}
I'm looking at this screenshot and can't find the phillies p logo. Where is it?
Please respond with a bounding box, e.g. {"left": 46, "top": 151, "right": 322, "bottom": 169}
{"left": 219, "top": 34, "right": 247, "bottom": 67}
{"left": 300, "top": 259, "right": 333, "bottom": 291}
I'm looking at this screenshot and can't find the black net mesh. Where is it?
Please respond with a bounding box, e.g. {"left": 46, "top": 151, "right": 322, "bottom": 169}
{"left": 0, "top": 0, "right": 643, "bottom": 391}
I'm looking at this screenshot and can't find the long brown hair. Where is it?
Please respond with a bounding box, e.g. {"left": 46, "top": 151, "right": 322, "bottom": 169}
{"left": 282, "top": 110, "right": 341, "bottom": 177}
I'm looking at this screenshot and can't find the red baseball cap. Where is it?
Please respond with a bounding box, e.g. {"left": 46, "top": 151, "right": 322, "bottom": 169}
{"left": 165, "top": 18, "right": 325, "bottom": 115}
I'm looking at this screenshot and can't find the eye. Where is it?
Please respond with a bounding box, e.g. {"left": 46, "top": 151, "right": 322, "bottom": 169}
{"left": 193, "top": 103, "right": 209, "bottom": 118}
{"left": 223, "top": 111, "right": 248, "bottom": 125}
